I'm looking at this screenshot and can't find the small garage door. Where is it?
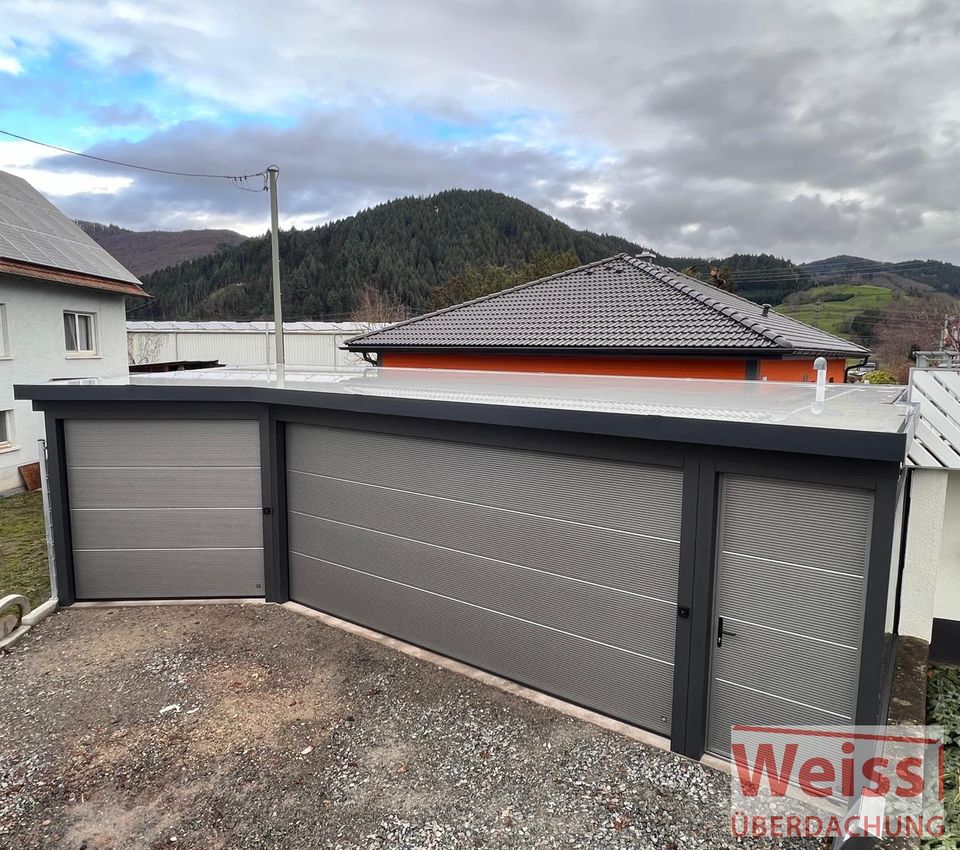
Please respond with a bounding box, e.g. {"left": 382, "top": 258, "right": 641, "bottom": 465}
{"left": 707, "top": 474, "right": 873, "bottom": 757}
{"left": 66, "top": 420, "right": 264, "bottom": 599}
{"left": 286, "top": 424, "right": 683, "bottom": 735}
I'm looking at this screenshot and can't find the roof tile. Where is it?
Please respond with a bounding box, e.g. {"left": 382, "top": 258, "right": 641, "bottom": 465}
{"left": 347, "top": 254, "right": 868, "bottom": 357}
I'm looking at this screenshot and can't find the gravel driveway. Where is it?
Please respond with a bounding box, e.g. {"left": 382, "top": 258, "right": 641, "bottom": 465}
{"left": 1, "top": 604, "right": 789, "bottom": 849}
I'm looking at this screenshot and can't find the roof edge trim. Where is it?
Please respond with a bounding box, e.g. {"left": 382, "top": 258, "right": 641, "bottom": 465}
{"left": 0, "top": 257, "right": 150, "bottom": 297}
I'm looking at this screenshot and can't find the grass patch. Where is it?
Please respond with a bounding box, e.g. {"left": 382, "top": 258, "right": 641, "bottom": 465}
{"left": 777, "top": 284, "right": 893, "bottom": 337}
{"left": 0, "top": 491, "right": 50, "bottom": 610}
{"left": 926, "top": 665, "right": 960, "bottom": 848}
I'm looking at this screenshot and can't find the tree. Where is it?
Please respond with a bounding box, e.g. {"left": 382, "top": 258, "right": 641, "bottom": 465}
{"left": 709, "top": 266, "right": 736, "bottom": 292}
{"left": 871, "top": 294, "right": 959, "bottom": 381}
{"left": 681, "top": 264, "right": 736, "bottom": 292}
{"left": 429, "top": 249, "right": 580, "bottom": 310}
{"left": 350, "top": 284, "right": 409, "bottom": 323}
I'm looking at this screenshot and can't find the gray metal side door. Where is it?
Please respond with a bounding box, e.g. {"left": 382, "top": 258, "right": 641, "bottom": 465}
{"left": 707, "top": 474, "right": 873, "bottom": 758}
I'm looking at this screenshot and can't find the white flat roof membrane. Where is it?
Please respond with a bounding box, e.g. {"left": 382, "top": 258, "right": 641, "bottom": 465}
{"left": 55, "top": 365, "right": 913, "bottom": 435}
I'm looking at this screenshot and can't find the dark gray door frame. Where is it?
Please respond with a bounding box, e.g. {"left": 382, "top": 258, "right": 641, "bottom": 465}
{"left": 678, "top": 454, "right": 720, "bottom": 759}
{"left": 670, "top": 453, "right": 706, "bottom": 756}
{"left": 38, "top": 401, "right": 272, "bottom": 606}
{"left": 263, "top": 410, "right": 289, "bottom": 604}
{"left": 676, "top": 449, "right": 902, "bottom": 760}
{"left": 43, "top": 412, "right": 76, "bottom": 605}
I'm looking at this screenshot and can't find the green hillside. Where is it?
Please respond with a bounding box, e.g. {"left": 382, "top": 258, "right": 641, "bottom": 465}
{"left": 137, "top": 189, "right": 650, "bottom": 321}
{"left": 801, "top": 255, "right": 960, "bottom": 296}
{"left": 126, "top": 189, "right": 960, "bottom": 324}
{"left": 135, "top": 190, "right": 812, "bottom": 321}
{"left": 776, "top": 284, "right": 894, "bottom": 337}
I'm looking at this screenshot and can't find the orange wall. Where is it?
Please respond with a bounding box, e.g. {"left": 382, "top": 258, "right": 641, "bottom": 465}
{"left": 758, "top": 358, "right": 845, "bottom": 383}
{"left": 382, "top": 352, "right": 748, "bottom": 378}
{"left": 381, "top": 352, "right": 847, "bottom": 382}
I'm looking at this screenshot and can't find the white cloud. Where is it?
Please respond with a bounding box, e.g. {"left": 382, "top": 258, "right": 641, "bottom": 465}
{"left": 0, "top": 54, "right": 22, "bottom": 75}
{"left": 0, "top": 142, "right": 133, "bottom": 196}
{"left": 2, "top": 0, "right": 960, "bottom": 260}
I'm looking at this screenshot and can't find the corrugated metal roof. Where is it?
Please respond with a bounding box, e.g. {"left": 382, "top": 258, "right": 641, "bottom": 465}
{"left": 346, "top": 254, "right": 868, "bottom": 358}
{"left": 0, "top": 170, "right": 144, "bottom": 288}
{"left": 127, "top": 321, "right": 380, "bottom": 333}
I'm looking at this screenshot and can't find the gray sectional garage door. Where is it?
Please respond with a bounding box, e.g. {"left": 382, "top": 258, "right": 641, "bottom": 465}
{"left": 65, "top": 420, "right": 264, "bottom": 599}
{"left": 707, "top": 474, "right": 873, "bottom": 757}
{"left": 286, "top": 423, "right": 683, "bottom": 735}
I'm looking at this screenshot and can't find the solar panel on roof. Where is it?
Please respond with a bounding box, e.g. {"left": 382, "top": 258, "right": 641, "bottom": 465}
{"left": 0, "top": 170, "right": 141, "bottom": 284}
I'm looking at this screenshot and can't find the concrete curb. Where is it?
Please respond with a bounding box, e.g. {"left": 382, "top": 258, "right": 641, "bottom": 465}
{"left": 0, "top": 596, "right": 58, "bottom": 652}
{"left": 0, "top": 624, "right": 30, "bottom": 652}
{"left": 22, "top": 596, "right": 58, "bottom": 627}
{"left": 69, "top": 598, "right": 264, "bottom": 609}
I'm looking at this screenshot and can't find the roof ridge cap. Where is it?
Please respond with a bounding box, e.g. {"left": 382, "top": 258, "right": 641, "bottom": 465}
{"left": 622, "top": 256, "right": 793, "bottom": 350}
{"left": 346, "top": 254, "right": 624, "bottom": 345}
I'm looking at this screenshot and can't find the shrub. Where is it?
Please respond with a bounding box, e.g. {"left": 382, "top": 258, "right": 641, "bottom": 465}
{"left": 862, "top": 369, "right": 900, "bottom": 384}
{"left": 924, "top": 665, "right": 960, "bottom": 849}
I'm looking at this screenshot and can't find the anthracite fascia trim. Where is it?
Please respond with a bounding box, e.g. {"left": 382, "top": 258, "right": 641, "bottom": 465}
{"left": 341, "top": 344, "right": 867, "bottom": 358}
{"left": 15, "top": 382, "right": 908, "bottom": 463}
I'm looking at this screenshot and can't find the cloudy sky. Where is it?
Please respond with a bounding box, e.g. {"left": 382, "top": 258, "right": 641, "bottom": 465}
{"left": 1, "top": 0, "right": 959, "bottom": 262}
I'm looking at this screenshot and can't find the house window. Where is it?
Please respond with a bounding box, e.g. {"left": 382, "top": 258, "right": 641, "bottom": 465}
{"left": 64, "top": 311, "right": 97, "bottom": 355}
{"left": 0, "top": 410, "right": 12, "bottom": 449}
{"left": 0, "top": 304, "right": 8, "bottom": 356}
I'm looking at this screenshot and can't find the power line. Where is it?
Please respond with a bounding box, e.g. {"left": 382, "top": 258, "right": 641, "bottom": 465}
{"left": 675, "top": 252, "right": 960, "bottom": 283}
{"left": 682, "top": 244, "right": 960, "bottom": 273}
{"left": 713, "top": 263, "right": 950, "bottom": 282}
{"left": 0, "top": 128, "right": 266, "bottom": 184}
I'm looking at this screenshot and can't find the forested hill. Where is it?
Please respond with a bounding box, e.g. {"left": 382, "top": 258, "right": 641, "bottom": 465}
{"left": 122, "top": 190, "right": 960, "bottom": 321}
{"left": 800, "top": 255, "right": 960, "bottom": 296}
{"left": 136, "top": 190, "right": 651, "bottom": 320}
{"left": 77, "top": 221, "right": 246, "bottom": 278}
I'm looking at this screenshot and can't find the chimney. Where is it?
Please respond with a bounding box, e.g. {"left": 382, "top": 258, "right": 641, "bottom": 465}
{"left": 762, "top": 304, "right": 771, "bottom": 317}
{"left": 637, "top": 251, "right": 656, "bottom": 261}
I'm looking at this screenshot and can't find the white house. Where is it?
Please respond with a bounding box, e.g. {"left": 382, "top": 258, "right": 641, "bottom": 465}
{"left": 0, "top": 170, "right": 148, "bottom": 494}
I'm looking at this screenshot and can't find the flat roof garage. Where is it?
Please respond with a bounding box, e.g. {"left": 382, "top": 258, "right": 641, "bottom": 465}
{"left": 16, "top": 366, "right": 914, "bottom": 761}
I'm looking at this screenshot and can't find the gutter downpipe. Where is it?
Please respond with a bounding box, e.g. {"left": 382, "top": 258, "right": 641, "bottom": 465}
{"left": 845, "top": 355, "right": 870, "bottom": 383}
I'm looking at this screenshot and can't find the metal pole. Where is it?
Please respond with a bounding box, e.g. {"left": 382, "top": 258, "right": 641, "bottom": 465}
{"left": 37, "top": 439, "right": 58, "bottom": 600}
{"left": 267, "top": 165, "right": 284, "bottom": 368}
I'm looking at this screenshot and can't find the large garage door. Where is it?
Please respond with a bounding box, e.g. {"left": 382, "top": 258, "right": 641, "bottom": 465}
{"left": 707, "top": 474, "right": 873, "bottom": 757}
{"left": 66, "top": 419, "right": 264, "bottom": 599}
{"left": 286, "top": 424, "right": 683, "bottom": 735}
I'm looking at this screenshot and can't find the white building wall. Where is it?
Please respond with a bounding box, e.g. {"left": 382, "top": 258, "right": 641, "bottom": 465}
{"left": 935, "top": 471, "right": 960, "bottom": 622}
{"left": 899, "top": 468, "right": 950, "bottom": 642}
{"left": 127, "top": 323, "right": 377, "bottom": 369}
{"left": 175, "top": 332, "right": 270, "bottom": 365}
{"left": 0, "top": 275, "right": 129, "bottom": 493}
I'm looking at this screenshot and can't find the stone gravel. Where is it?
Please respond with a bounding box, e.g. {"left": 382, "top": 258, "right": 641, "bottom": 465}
{"left": 1, "top": 604, "right": 811, "bottom": 849}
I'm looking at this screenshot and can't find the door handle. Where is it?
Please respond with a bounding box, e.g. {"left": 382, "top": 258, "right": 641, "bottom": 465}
{"left": 717, "top": 617, "right": 738, "bottom": 647}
